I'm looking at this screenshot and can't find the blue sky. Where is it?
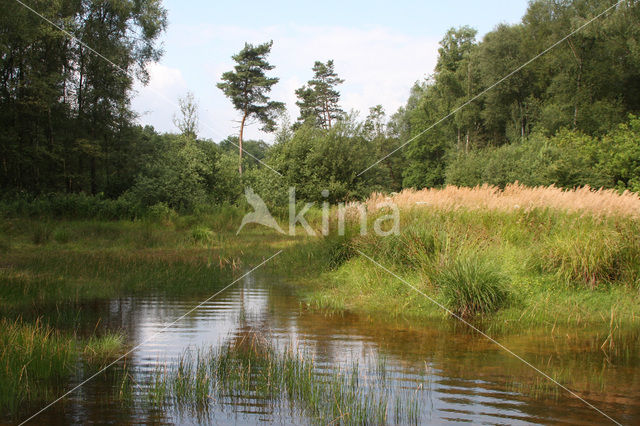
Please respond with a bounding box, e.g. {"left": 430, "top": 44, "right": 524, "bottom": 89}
{"left": 132, "top": 0, "right": 531, "bottom": 141}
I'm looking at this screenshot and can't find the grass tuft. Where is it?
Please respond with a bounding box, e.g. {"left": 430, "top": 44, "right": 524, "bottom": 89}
{"left": 52, "top": 227, "right": 71, "bottom": 244}
{"left": 434, "top": 255, "right": 510, "bottom": 318}
{"left": 82, "top": 333, "right": 126, "bottom": 367}
{"left": 31, "top": 223, "right": 52, "bottom": 245}
{"left": 191, "top": 226, "right": 214, "bottom": 245}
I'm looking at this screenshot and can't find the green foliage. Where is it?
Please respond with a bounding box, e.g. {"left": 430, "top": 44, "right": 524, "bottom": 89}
{"left": 396, "top": 1, "right": 640, "bottom": 190}
{"left": 125, "top": 136, "right": 211, "bottom": 211}
{"left": 445, "top": 128, "right": 618, "bottom": 189}
{"left": 0, "top": 0, "right": 167, "bottom": 195}
{"left": 0, "top": 193, "right": 141, "bottom": 220}
{"left": 598, "top": 115, "right": 640, "bottom": 192}
{"left": 145, "top": 202, "right": 177, "bottom": 223}
{"left": 267, "top": 117, "right": 387, "bottom": 203}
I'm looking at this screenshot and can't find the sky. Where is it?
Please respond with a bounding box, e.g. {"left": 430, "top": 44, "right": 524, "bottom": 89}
{"left": 131, "top": 0, "right": 531, "bottom": 142}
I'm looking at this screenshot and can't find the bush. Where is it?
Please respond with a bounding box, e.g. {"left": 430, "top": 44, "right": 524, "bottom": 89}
{"left": 436, "top": 255, "right": 509, "bottom": 318}
{"left": 125, "top": 136, "right": 210, "bottom": 212}
{"left": 445, "top": 130, "right": 612, "bottom": 190}
{"left": 145, "top": 202, "right": 177, "bottom": 223}
{"left": 0, "top": 193, "right": 141, "bottom": 220}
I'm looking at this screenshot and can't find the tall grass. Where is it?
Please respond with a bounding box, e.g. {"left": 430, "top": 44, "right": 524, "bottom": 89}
{"left": 83, "top": 333, "right": 127, "bottom": 367}
{"left": 293, "top": 201, "right": 640, "bottom": 327}
{"left": 0, "top": 319, "right": 76, "bottom": 415}
{"left": 435, "top": 255, "right": 510, "bottom": 317}
{"left": 146, "top": 332, "right": 425, "bottom": 425}
{"left": 368, "top": 183, "right": 640, "bottom": 218}
{"left": 0, "top": 318, "right": 128, "bottom": 417}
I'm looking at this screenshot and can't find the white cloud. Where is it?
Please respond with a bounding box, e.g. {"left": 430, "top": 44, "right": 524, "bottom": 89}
{"left": 132, "top": 25, "right": 439, "bottom": 140}
{"left": 131, "top": 62, "right": 187, "bottom": 133}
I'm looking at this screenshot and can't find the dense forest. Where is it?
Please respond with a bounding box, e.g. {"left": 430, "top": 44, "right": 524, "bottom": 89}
{"left": 2, "top": 0, "right": 640, "bottom": 216}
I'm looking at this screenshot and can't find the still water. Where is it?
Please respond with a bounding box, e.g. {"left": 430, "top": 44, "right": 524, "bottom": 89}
{"left": 15, "top": 271, "right": 640, "bottom": 425}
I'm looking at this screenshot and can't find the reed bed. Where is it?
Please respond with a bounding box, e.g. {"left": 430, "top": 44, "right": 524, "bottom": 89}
{"left": 0, "top": 318, "right": 127, "bottom": 417}
{"left": 366, "top": 183, "right": 640, "bottom": 217}
{"left": 145, "top": 332, "right": 424, "bottom": 425}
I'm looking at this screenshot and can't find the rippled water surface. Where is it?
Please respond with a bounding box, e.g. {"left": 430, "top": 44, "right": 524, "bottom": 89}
{"left": 15, "top": 271, "right": 640, "bottom": 425}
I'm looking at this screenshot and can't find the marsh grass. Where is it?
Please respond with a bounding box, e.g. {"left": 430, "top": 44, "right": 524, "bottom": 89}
{"left": 435, "top": 255, "right": 510, "bottom": 318}
{"left": 83, "top": 333, "right": 127, "bottom": 367}
{"left": 52, "top": 226, "right": 71, "bottom": 244}
{"left": 0, "top": 233, "right": 10, "bottom": 253}
{"left": 369, "top": 183, "right": 640, "bottom": 218}
{"left": 291, "top": 202, "right": 640, "bottom": 327}
{"left": 31, "top": 222, "right": 52, "bottom": 245}
{"left": 146, "top": 332, "right": 426, "bottom": 425}
{"left": 530, "top": 223, "right": 640, "bottom": 288}
{"left": 0, "top": 318, "right": 76, "bottom": 415}
{"left": 190, "top": 226, "right": 214, "bottom": 245}
{"left": 0, "top": 318, "right": 129, "bottom": 417}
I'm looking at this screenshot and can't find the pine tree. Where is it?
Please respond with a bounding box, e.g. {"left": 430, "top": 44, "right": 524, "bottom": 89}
{"left": 295, "top": 60, "right": 344, "bottom": 130}
{"left": 217, "top": 41, "right": 284, "bottom": 174}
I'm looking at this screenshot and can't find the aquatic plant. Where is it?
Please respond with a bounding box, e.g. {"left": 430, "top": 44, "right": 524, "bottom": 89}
{"left": 83, "top": 333, "right": 127, "bottom": 367}
{"left": 0, "top": 319, "right": 77, "bottom": 415}
{"left": 147, "top": 332, "right": 426, "bottom": 425}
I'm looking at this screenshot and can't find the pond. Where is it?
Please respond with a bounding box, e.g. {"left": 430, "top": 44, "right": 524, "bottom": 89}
{"left": 14, "top": 270, "right": 640, "bottom": 425}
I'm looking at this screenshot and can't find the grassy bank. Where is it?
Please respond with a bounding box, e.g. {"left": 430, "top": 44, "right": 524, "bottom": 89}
{"left": 279, "top": 185, "right": 640, "bottom": 330}
{"left": 0, "top": 206, "right": 297, "bottom": 417}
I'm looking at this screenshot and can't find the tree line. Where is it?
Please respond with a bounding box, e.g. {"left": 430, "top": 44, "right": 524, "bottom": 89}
{"left": 2, "top": 0, "right": 640, "bottom": 216}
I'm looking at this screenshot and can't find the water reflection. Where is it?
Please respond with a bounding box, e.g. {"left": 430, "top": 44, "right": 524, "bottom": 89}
{"left": 14, "top": 270, "right": 640, "bottom": 425}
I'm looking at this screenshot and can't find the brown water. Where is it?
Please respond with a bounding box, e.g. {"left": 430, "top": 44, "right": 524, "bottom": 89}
{"left": 13, "top": 270, "right": 640, "bottom": 425}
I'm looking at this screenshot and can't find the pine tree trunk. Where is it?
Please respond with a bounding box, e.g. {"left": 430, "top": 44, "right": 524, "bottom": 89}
{"left": 238, "top": 112, "right": 247, "bottom": 175}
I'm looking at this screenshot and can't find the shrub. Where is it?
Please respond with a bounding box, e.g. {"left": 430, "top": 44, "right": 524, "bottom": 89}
{"left": 146, "top": 202, "right": 177, "bottom": 223}
{"left": 0, "top": 193, "right": 140, "bottom": 220}
{"left": 436, "top": 255, "right": 509, "bottom": 318}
